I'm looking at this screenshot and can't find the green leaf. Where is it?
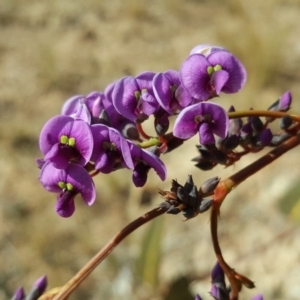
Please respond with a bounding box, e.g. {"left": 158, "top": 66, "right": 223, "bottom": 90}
{"left": 135, "top": 216, "right": 164, "bottom": 288}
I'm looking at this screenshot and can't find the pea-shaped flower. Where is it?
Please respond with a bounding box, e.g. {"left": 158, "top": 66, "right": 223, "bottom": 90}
{"left": 180, "top": 51, "right": 246, "bottom": 101}
{"left": 91, "top": 124, "right": 134, "bottom": 173}
{"left": 173, "top": 102, "right": 229, "bottom": 145}
{"left": 39, "top": 115, "right": 93, "bottom": 169}
{"left": 39, "top": 162, "right": 96, "bottom": 217}
{"left": 128, "top": 142, "right": 167, "bottom": 187}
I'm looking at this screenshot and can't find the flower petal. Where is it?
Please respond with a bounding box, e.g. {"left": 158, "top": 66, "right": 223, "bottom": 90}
{"left": 207, "top": 51, "right": 247, "bottom": 93}
{"left": 55, "top": 191, "right": 76, "bottom": 217}
{"left": 180, "top": 54, "right": 211, "bottom": 101}
{"left": 199, "top": 123, "right": 215, "bottom": 144}
{"left": 210, "top": 70, "right": 229, "bottom": 95}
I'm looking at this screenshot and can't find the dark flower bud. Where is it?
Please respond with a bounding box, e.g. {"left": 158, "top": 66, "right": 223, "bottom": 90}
{"left": 161, "top": 133, "right": 184, "bottom": 153}
{"left": 195, "top": 160, "right": 216, "bottom": 171}
{"left": 270, "top": 132, "right": 292, "bottom": 146}
{"left": 177, "top": 186, "right": 188, "bottom": 202}
{"left": 25, "top": 276, "right": 47, "bottom": 300}
{"left": 218, "top": 135, "right": 240, "bottom": 152}
{"left": 240, "top": 122, "right": 253, "bottom": 145}
{"left": 194, "top": 295, "right": 203, "bottom": 300}
{"left": 182, "top": 207, "right": 198, "bottom": 219}
{"left": 210, "top": 284, "right": 230, "bottom": 300}
{"left": 228, "top": 118, "right": 243, "bottom": 135}
{"left": 155, "top": 113, "right": 169, "bottom": 136}
{"left": 166, "top": 205, "right": 181, "bottom": 214}
{"left": 211, "top": 149, "right": 227, "bottom": 165}
{"left": 251, "top": 129, "right": 272, "bottom": 148}
{"left": 123, "top": 123, "right": 140, "bottom": 141}
{"left": 198, "top": 199, "right": 213, "bottom": 213}
{"left": 211, "top": 262, "right": 225, "bottom": 284}
{"left": 279, "top": 115, "right": 293, "bottom": 130}
{"left": 250, "top": 116, "right": 263, "bottom": 133}
{"left": 98, "top": 109, "right": 110, "bottom": 126}
{"left": 200, "top": 177, "right": 220, "bottom": 196}
{"left": 183, "top": 174, "right": 195, "bottom": 192}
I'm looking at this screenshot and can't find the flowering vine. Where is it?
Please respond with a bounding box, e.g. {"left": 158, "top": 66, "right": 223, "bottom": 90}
{"left": 13, "top": 43, "right": 300, "bottom": 299}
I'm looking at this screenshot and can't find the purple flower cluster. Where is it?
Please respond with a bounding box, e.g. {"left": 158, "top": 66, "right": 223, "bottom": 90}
{"left": 38, "top": 44, "right": 247, "bottom": 217}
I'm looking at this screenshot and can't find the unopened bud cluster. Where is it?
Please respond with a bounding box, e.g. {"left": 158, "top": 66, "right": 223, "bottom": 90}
{"left": 159, "top": 175, "right": 219, "bottom": 219}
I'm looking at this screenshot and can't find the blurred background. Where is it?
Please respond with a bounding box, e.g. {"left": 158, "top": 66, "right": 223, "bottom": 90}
{"left": 1, "top": 0, "right": 300, "bottom": 299}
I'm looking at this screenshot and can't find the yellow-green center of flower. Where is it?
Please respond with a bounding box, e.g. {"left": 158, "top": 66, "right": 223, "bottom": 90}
{"left": 194, "top": 114, "right": 212, "bottom": 123}
{"left": 134, "top": 91, "right": 141, "bottom": 101}
{"left": 58, "top": 181, "right": 74, "bottom": 191}
{"left": 103, "top": 141, "right": 117, "bottom": 151}
{"left": 207, "top": 64, "right": 222, "bottom": 76}
{"left": 60, "top": 135, "right": 76, "bottom": 147}
{"left": 169, "top": 84, "right": 178, "bottom": 97}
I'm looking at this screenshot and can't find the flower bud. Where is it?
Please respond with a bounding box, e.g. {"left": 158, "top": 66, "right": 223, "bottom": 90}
{"left": 25, "top": 276, "right": 47, "bottom": 300}
{"left": 270, "top": 132, "right": 291, "bottom": 146}
{"left": 195, "top": 160, "right": 216, "bottom": 171}
{"left": 155, "top": 113, "right": 169, "bottom": 136}
{"left": 11, "top": 287, "right": 25, "bottom": 300}
{"left": 200, "top": 177, "right": 220, "bottom": 195}
{"left": 251, "top": 129, "right": 272, "bottom": 148}
{"left": 198, "top": 199, "right": 213, "bottom": 213}
{"left": 279, "top": 115, "right": 293, "bottom": 130}
{"left": 250, "top": 116, "right": 263, "bottom": 133}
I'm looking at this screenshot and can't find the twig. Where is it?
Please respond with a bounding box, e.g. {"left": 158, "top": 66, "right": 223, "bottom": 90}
{"left": 48, "top": 207, "right": 166, "bottom": 300}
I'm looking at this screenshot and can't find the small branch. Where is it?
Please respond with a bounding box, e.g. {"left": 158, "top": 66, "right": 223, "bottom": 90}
{"left": 49, "top": 207, "right": 166, "bottom": 300}
{"left": 210, "top": 133, "right": 300, "bottom": 299}
{"left": 228, "top": 110, "right": 300, "bottom": 122}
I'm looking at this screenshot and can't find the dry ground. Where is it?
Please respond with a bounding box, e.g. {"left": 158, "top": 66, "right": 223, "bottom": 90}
{"left": 1, "top": 0, "right": 300, "bottom": 299}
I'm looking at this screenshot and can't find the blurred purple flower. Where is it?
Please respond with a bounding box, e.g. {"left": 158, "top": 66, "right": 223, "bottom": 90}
{"left": 39, "top": 162, "right": 96, "bottom": 217}
{"left": 173, "top": 102, "right": 229, "bottom": 145}
{"left": 39, "top": 115, "right": 93, "bottom": 169}
{"left": 128, "top": 142, "right": 167, "bottom": 187}
{"left": 190, "top": 44, "right": 228, "bottom": 56}
{"left": 91, "top": 124, "right": 134, "bottom": 173}
{"left": 112, "top": 72, "right": 160, "bottom": 122}
{"left": 11, "top": 276, "right": 47, "bottom": 300}
{"left": 11, "top": 287, "right": 25, "bottom": 300}
{"left": 180, "top": 51, "right": 246, "bottom": 101}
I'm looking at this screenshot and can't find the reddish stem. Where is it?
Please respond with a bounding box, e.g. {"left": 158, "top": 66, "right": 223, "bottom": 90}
{"left": 210, "top": 133, "right": 300, "bottom": 299}
{"left": 51, "top": 207, "right": 166, "bottom": 300}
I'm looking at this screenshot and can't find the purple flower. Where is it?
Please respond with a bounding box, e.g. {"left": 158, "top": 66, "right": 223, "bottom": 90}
{"left": 153, "top": 70, "right": 194, "bottom": 115}
{"left": 180, "top": 51, "right": 246, "bottom": 101}
{"left": 62, "top": 91, "right": 140, "bottom": 140}
{"left": 91, "top": 124, "right": 134, "bottom": 173}
{"left": 39, "top": 115, "right": 93, "bottom": 169}
{"left": 39, "top": 162, "right": 96, "bottom": 217}
{"left": 112, "top": 72, "right": 160, "bottom": 122}
{"left": 173, "top": 102, "right": 229, "bottom": 145}
{"left": 128, "top": 142, "right": 167, "bottom": 187}
{"left": 251, "top": 295, "right": 263, "bottom": 300}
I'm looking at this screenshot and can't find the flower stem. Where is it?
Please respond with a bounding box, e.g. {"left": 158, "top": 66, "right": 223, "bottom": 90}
{"left": 228, "top": 110, "right": 300, "bottom": 122}
{"left": 51, "top": 207, "right": 166, "bottom": 300}
{"left": 210, "top": 133, "right": 300, "bottom": 299}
